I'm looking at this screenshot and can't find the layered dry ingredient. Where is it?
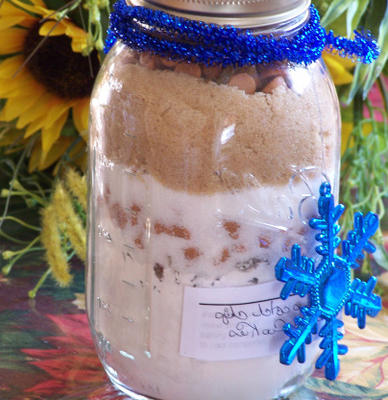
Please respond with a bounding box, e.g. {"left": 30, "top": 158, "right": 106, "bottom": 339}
{"left": 92, "top": 43, "right": 338, "bottom": 193}
{"left": 88, "top": 42, "right": 339, "bottom": 400}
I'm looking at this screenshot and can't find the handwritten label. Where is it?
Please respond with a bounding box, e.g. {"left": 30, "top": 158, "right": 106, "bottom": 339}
{"left": 180, "top": 281, "right": 308, "bottom": 361}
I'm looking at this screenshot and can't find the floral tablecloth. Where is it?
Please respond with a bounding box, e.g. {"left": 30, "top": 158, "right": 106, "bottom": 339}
{"left": 1, "top": 263, "right": 388, "bottom": 400}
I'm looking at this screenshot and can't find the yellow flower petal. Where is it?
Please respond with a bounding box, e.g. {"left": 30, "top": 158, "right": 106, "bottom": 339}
{"left": 0, "top": 15, "right": 31, "bottom": 30}
{"left": 0, "top": 28, "right": 26, "bottom": 54}
{"left": 3, "top": 78, "right": 44, "bottom": 99}
{"left": 39, "top": 137, "right": 73, "bottom": 170}
{"left": 0, "top": 55, "right": 23, "bottom": 79}
{"left": 0, "top": 71, "right": 36, "bottom": 99}
{"left": 17, "top": 93, "right": 53, "bottom": 130}
{"left": 0, "top": 0, "right": 35, "bottom": 21}
{"left": 0, "top": 93, "right": 40, "bottom": 121}
{"left": 29, "top": 137, "right": 73, "bottom": 173}
{"left": 43, "top": 99, "right": 74, "bottom": 128}
{"left": 341, "top": 122, "right": 353, "bottom": 153}
{"left": 323, "top": 52, "right": 354, "bottom": 86}
{"left": 70, "top": 36, "right": 88, "bottom": 53}
{"left": 24, "top": 98, "right": 72, "bottom": 137}
{"left": 41, "top": 109, "right": 69, "bottom": 155}
{"left": 39, "top": 20, "right": 67, "bottom": 36}
{"left": 72, "top": 97, "right": 89, "bottom": 139}
{"left": 325, "top": 51, "right": 356, "bottom": 71}
{"left": 30, "top": 0, "right": 46, "bottom": 8}
{"left": 0, "top": 0, "right": 21, "bottom": 16}
{"left": 39, "top": 19, "right": 88, "bottom": 52}
{"left": 23, "top": 114, "right": 46, "bottom": 137}
{"left": 9, "top": 0, "right": 46, "bottom": 16}
{"left": 64, "top": 21, "right": 88, "bottom": 39}
{"left": 65, "top": 24, "right": 88, "bottom": 52}
{"left": 28, "top": 139, "right": 42, "bottom": 172}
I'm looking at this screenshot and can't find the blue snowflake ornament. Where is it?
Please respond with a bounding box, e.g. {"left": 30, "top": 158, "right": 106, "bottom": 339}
{"left": 275, "top": 182, "right": 382, "bottom": 380}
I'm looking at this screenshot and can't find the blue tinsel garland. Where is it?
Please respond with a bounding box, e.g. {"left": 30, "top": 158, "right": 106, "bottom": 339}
{"left": 105, "top": 0, "right": 379, "bottom": 66}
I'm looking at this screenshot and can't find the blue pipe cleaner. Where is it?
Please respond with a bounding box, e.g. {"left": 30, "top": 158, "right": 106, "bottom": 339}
{"left": 105, "top": 0, "right": 379, "bottom": 66}
{"left": 275, "top": 182, "right": 381, "bottom": 380}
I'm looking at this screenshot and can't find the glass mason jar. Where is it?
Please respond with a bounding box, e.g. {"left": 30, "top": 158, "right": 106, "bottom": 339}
{"left": 87, "top": 0, "right": 341, "bottom": 398}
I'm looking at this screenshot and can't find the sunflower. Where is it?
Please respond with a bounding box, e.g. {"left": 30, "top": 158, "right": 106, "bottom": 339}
{"left": 0, "top": 0, "right": 99, "bottom": 172}
{"left": 323, "top": 51, "right": 354, "bottom": 86}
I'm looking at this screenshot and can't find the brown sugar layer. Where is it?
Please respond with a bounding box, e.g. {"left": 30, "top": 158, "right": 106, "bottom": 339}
{"left": 90, "top": 46, "right": 338, "bottom": 194}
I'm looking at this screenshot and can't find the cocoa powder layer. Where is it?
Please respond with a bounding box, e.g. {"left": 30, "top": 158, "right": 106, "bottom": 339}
{"left": 90, "top": 45, "right": 339, "bottom": 194}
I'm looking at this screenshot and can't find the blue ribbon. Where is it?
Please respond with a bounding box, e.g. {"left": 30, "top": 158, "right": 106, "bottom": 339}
{"left": 105, "top": 0, "right": 379, "bottom": 67}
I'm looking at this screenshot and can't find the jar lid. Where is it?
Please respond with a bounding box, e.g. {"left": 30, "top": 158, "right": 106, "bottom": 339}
{"left": 129, "top": 0, "right": 311, "bottom": 29}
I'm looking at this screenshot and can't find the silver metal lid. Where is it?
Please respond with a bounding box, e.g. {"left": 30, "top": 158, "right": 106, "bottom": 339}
{"left": 130, "top": 0, "right": 311, "bottom": 29}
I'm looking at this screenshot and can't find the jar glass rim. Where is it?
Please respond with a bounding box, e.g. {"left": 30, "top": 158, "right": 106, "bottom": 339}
{"left": 129, "top": 0, "right": 311, "bottom": 29}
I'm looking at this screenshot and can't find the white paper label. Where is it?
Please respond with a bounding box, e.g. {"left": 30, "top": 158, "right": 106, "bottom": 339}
{"left": 180, "top": 281, "right": 307, "bottom": 361}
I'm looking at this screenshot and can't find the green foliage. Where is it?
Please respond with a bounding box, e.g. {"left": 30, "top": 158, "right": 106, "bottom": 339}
{"left": 314, "top": 0, "right": 331, "bottom": 16}
{"left": 319, "top": 0, "right": 388, "bottom": 272}
{"left": 0, "top": 147, "right": 51, "bottom": 245}
{"left": 321, "top": 0, "right": 388, "bottom": 103}
{"left": 341, "top": 101, "right": 388, "bottom": 270}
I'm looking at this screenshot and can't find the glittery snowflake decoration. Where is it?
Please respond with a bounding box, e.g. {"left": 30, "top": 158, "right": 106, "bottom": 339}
{"left": 275, "top": 182, "right": 382, "bottom": 380}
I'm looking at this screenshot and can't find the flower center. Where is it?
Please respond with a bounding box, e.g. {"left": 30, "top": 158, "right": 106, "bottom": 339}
{"left": 23, "top": 21, "right": 99, "bottom": 99}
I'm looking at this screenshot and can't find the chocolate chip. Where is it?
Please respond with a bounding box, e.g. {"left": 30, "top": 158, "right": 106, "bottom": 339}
{"left": 153, "top": 263, "right": 164, "bottom": 282}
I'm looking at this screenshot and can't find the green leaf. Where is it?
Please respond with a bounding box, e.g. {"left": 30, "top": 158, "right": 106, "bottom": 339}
{"left": 346, "top": 63, "right": 369, "bottom": 104}
{"left": 305, "top": 377, "right": 388, "bottom": 399}
{"left": 345, "top": 0, "right": 388, "bottom": 103}
{"left": 346, "top": 0, "right": 370, "bottom": 37}
{"left": 384, "top": 60, "right": 388, "bottom": 75}
{"left": 321, "top": 0, "right": 353, "bottom": 28}
{"left": 315, "top": 0, "right": 331, "bottom": 16}
{"left": 363, "top": 4, "right": 388, "bottom": 98}
{"left": 364, "top": 0, "right": 387, "bottom": 37}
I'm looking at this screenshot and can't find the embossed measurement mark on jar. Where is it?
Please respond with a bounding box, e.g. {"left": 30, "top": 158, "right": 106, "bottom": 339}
{"left": 122, "top": 243, "right": 134, "bottom": 261}
{"left": 175, "top": 271, "right": 181, "bottom": 285}
{"left": 144, "top": 350, "right": 152, "bottom": 359}
{"left": 122, "top": 250, "right": 133, "bottom": 262}
{"left": 96, "top": 331, "right": 112, "bottom": 357}
{"left": 123, "top": 132, "right": 137, "bottom": 139}
{"left": 122, "top": 279, "right": 136, "bottom": 288}
{"left": 120, "top": 350, "right": 136, "bottom": 360}
{"left": 97, "top": 296, "right": 112, "bottom": 312}
{"left": 121, "top": 315, "right": 135, "bottom": 323}
{"left": 97, "top": 224, "right": 112, "bottom": 242}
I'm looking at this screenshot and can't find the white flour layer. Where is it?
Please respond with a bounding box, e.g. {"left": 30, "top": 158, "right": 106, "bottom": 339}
{"left": 88, "top": 159, "right": 328, "bottom": 400}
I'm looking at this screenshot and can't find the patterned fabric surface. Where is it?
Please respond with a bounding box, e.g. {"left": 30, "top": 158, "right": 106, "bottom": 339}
{"left": 0, "top": 263, "right": 387, "bottom": 400}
